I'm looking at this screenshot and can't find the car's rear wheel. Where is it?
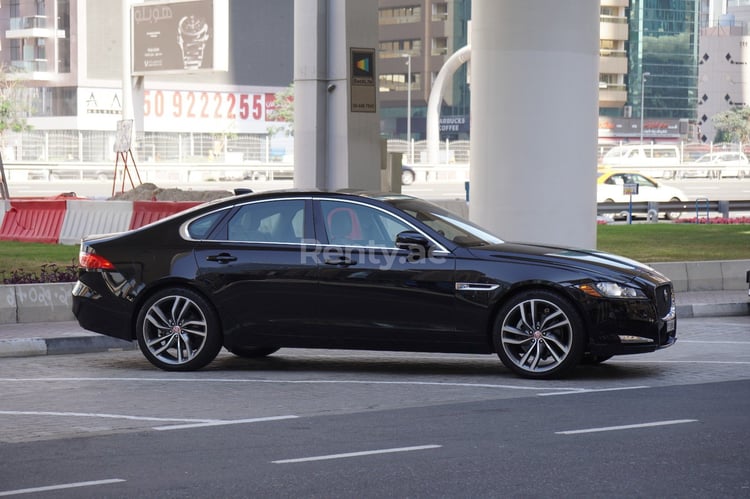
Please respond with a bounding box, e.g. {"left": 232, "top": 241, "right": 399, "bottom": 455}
{"left": 136, "top": 287, "right": 222, "bottom": 371}
{"left": 493, "top": 290, "right": 585, "bottom": 379}
{"left": 401, "top": 169, "right": 415, "bottom": 186}
{"left": 227, "top": 346, "right": 280, "bottom": 358}
{"left": 665, "top": 197, "right": 682, "bottom": 220}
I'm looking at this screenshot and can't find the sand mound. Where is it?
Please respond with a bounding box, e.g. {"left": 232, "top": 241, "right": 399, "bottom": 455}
{"left": 110, "top": 183, "right": 233, "bottom": 202}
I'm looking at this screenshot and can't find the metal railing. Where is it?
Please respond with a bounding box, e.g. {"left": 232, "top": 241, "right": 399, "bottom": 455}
{"left": 597, "top": 199, "right": 750, "bottom": 220}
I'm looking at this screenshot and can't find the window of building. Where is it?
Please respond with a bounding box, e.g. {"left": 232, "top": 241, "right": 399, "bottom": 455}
{"left": 600, "top": 39, "right": 625, "bottom": 57}
{"left": 599, "top": 73, "right": 625, "bottom": 91}
{"left": 432, "top": 3, "right": 448, "bottom": 21}
{"left": 9, "top": 0, "right": 21, "bottom": 18}
{"left": 379, "top": 72, "right": 422, "bottom": 93}
{"left": 10, "top": 39, "right": 22, "bottom": 62}
{"left": 378, "top": 6, "right": 421, "bottom": 25}
{"left": 378, "top": 39, "right": 421, "bottom": 58}
{"left": 36, "top": 0, "right": 46, "bottom": 15}
{"left": 432, "top": 37, "right": 448, "bottom": 56}
{"left": 35, "top": 39, "right": 46, "bottom": 61}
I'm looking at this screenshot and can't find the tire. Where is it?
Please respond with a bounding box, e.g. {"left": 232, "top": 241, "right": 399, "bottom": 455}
{"left": 401, "top": 169, "right": 415, "bottom": 186}
{"left": 136, "top": 287, "right": 223, "bottom": 371}
{"left": 227, "top": 346, "right": 280, "bottom": 358}
{"left": 492, "top": 290, "right": 585, "bottom": 379}
{"left": 665, "top": 197, "right": 682, "bottom": 221}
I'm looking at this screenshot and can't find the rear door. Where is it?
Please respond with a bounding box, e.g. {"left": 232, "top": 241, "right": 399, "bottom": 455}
{"left": 192, "top": 198, "right": 320, "bottom": 346}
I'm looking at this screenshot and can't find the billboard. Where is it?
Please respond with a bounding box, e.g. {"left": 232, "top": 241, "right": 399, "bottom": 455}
{"left": 132, "top": 0, "right": 228, "bottom": 74}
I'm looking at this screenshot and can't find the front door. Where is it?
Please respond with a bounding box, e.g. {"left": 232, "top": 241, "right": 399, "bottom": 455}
{"left": 312, "top": 198, "right": 457, "bottom": 351}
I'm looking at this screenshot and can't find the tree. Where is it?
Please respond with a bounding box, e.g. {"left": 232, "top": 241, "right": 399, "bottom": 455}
{"left": 266, "top": 83, "right": 294, "bottom": 137}
{"left": 0, "top": 66, "right": 32, "bottom": 198}
{"left": 0, "top": 66, "right": 32, "bottom": 140}
{"left": 711, "top": 107, "right": 750, "bottom": 143}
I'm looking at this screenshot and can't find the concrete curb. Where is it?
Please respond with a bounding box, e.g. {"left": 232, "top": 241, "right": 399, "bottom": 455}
{"left": 0, "top": 283, "right": 75, "bottom": 324}
{"left": 0, "top": 336, "right": 135, "bottom": 358}
{"left": 676, "top": 302, "right": 750, "bottom": 319}
{"left": 650, "top": 260, "right": 750, "bottom": 292}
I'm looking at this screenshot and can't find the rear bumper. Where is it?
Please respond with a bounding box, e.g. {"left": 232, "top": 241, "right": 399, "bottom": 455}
{"left": 72, "top": 281, "right": 133, "bottom": 341}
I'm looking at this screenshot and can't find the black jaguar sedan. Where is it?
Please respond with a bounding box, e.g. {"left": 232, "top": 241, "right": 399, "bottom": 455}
{"left": 72, "top": 191, "right": 676, "bottom": 379}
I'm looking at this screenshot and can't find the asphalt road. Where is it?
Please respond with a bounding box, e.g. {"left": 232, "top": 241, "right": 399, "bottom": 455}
{"left": 0, "top": 315, "right": 748, "bottom": 497}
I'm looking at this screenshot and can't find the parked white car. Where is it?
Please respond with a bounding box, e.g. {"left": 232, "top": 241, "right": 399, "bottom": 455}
{"left": 681, "top": 151, "right": 749, "bottom": 179}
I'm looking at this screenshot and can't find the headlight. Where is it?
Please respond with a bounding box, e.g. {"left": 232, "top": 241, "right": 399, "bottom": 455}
{"left": 578, "top": 282, "right": 647, "bottom": 299}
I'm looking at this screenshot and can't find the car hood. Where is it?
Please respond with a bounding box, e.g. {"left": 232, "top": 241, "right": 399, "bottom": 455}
{"left": 467, "top": 242, "right": 670, "bottom": 284}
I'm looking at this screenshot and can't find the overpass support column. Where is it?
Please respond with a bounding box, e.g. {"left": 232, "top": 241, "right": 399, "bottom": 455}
{"left": 293, "top": 0, "right": 381, "bottom": 191}
{"left": 470, "top": 0, "right": 599, "bottom": 248}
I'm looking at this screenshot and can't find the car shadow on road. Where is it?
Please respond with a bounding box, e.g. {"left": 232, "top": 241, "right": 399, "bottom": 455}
{"left": 198, "top": 349, "right": 672, "bottom": 382}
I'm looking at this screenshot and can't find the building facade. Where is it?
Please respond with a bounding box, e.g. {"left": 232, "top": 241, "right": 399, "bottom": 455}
{"left": 377, "top": 0, "right": 471, "bottom": 141}
{"left": 1, "top": 0, "right": 294, "bottom": 163}
{"left": 1, "top": 1, "right": 710, "bottom": 162}
{"left": 696, "top": 0, "right": 750, "bottom": 142}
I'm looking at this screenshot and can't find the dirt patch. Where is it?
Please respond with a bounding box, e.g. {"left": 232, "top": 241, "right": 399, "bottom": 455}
{"left": 110, "top": 183, "right": 233, "bottom": 202}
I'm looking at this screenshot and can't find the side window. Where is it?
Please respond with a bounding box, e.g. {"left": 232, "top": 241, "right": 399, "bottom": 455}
{"left": 320, "top": 200, "right": 412, "bottom": 247}
{"left": 187, "top": 209, "right": 228, "bottom": 239}
{"left": 227, "top": 199, "right": 305, "bottom": 243}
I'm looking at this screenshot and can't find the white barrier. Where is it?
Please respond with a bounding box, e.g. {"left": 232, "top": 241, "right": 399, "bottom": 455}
{"left": 59, "top": 200, "right": 134, "bottom": 245}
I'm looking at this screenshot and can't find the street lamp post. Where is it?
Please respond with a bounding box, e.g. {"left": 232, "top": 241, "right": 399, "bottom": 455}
{"left": 640, "top": 71, "right": 650, "bottom": 144}
{"left": 402, "top": 53, "right": 412, "bottom": 163}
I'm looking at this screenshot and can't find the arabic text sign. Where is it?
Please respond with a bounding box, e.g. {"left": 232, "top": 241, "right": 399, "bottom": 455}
{"left": 132, "top": 0, "right": 227, "bottom": 74}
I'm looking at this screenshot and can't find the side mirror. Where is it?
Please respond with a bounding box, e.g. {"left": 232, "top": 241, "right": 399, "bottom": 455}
{"left": 396, "top": 231, "right": 431, "bottom": 255}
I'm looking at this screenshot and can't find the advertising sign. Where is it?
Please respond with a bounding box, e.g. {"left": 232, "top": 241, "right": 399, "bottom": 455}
{"left": 350, "top": 48, "right": 376, "bottom": 113}
{"left": 77, "top": 86, "right": 285, "bottom": 133}
{"left": 132, "top": 0, "right": 228, "bottom": 74}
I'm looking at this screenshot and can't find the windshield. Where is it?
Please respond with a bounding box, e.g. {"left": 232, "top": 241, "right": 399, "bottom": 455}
{"left": 385, "top": 197, "right": 504, "bottom": 247}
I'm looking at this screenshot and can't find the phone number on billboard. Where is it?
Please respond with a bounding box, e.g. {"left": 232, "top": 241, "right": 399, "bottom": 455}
{"left": 143, "top": 90, "right": 273, "bottom": 121}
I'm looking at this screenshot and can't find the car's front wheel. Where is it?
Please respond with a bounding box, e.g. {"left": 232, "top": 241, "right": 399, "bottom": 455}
{"left": 493, "top": 290, "right": 585, "bottom": 379}
{"left": 136, "top": 287, "right": 223, "bottom": 371}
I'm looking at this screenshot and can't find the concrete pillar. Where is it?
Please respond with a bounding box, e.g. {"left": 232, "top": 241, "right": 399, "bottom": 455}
{"left": 470, "top": 0, "right": 599, "bottom": 248}
{"left": 293, "top": 0, "right": 381, "bottom": 191}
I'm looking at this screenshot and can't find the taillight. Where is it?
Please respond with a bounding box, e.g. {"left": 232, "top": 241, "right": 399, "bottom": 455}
{"left": 79, "top": 251, "right": 115, "bottom": 270}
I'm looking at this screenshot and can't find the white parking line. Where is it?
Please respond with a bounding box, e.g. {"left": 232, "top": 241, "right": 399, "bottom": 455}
{"left": 0, "top": 410, "right": 218, "bottom": 424}
{"left": 272, "top": 444, "right": 442, "bottom": 464}
{"left": 154, "top": 415, "right": 298, "bottom": 431}
{"left": 678, "top": 340, "right": 750, "bottom": 345}
{"left": 538, "top": 386, "right": 650, "bottom": 396}
{"left": 0, "top": 479, "right": 125, "bottom": 497}
{"left": 555, "top": 419, "right": 698, "bottom": 435}
{"left": 616, "top": 360, "right": 750, "bottom": 365}
{"left": 0, "top": 377, "right": 584, "bottom": 393}
{"left": 0, "top": 410, "right": 298, "bottom": 431}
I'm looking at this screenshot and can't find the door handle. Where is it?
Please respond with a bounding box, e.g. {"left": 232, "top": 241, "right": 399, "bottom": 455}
{"left": 206, "top": 253, "right": 237, "bottom": 264}
{"left": 324, "top": 257, "right": 357, "bottom": 267}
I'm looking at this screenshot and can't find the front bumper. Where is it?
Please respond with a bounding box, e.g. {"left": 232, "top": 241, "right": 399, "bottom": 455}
{"left": 584, "top": 284, "right": 677, "bottom": 356}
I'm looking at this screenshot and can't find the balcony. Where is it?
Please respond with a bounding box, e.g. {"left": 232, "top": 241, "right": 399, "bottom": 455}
{"left": 8, "top": 60, "right": 54, "bottom": 80}
{"left": 5, "top": 15, "right": 58, "bottom": 39}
